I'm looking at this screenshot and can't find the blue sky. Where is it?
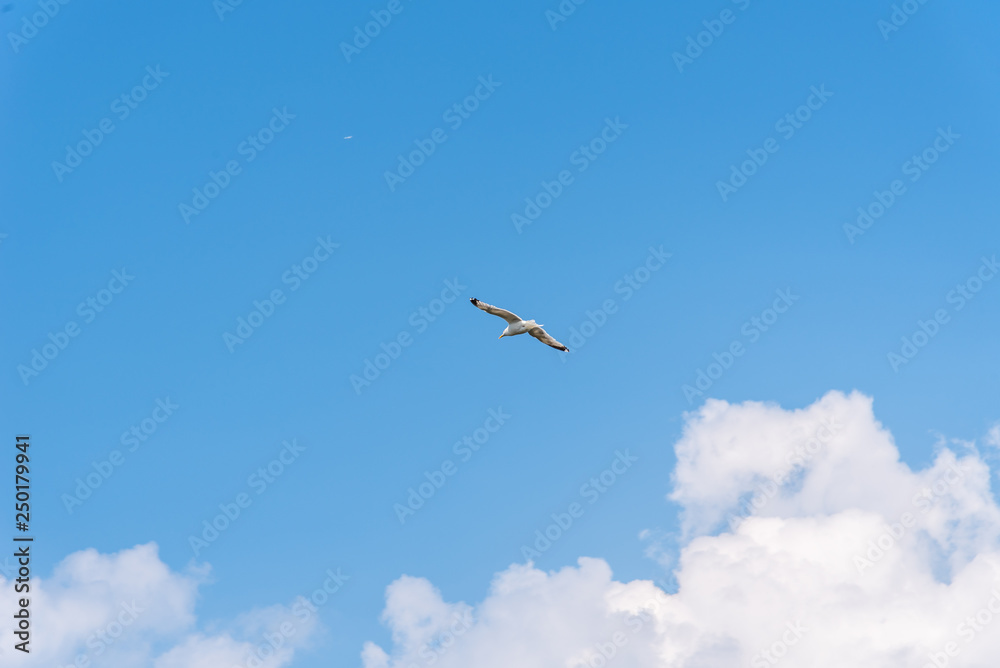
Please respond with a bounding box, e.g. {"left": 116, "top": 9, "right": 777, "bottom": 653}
{"left": 2, "top": 0, "right": 999, "bottom": 666}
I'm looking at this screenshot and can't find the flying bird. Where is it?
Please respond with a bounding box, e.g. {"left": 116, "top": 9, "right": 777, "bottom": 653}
{"left": 469, "top": 298, "right": 569, "bottom": 352}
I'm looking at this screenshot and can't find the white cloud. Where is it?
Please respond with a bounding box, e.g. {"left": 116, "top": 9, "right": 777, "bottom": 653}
{"left": 0, "top": 543, "right": 319, "bottom": 668}
{"left": 986, "top": 423, "right": 1000, "bottom": 449}
{"left": 363, "top": 390, "right": 1000, "bottom": 668}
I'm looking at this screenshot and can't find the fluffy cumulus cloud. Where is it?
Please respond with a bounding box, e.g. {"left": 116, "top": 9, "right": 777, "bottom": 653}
{"left": 363, "top": 390, "right": 1000, "bottom": 668}
{"left": 0, "top": 543, "right": 319, "bottom": 668}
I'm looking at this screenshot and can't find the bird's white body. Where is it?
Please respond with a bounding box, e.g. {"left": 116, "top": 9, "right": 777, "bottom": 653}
{"left": 500, "top": 319, "right": 538, "bottom": 338}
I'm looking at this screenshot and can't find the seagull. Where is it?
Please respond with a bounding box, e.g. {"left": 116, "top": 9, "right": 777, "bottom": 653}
{"left": 470, "top": 298, "right": 569, "bottom": 352}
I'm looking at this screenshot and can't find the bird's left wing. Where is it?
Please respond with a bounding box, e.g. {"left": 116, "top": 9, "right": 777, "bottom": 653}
{"left": 529, "top": 326, "right": 569, "bottom": 352}
{"left": 470, "top": 298, "right": 522, "bottom": 324}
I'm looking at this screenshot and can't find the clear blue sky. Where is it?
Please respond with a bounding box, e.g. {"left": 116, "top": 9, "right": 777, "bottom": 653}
{"left": 2, "top": 0, "right": 998, "bottom": 665}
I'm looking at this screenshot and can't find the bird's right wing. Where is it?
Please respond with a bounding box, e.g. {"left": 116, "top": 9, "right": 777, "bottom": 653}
{"left": 470, "top": 298, "right": 522, "bottom": 324}
{"left": 529, "top": 326, "right": 569, "bottom": 352}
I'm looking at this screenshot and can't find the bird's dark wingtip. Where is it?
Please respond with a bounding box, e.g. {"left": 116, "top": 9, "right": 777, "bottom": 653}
{"left": 470, "top": 298, "right": 479, "bottom": 305}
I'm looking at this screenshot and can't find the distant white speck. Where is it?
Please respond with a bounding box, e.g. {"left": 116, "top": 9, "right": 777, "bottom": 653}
{"left": 344, "top": 136, "right": 353, "bottom": 139}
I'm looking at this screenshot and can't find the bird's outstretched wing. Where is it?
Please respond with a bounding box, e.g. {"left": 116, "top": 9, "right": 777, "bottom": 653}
{"left": 470, "top": 298, "right": 522, "bottom": 324}
{"left": 529, "top": 326, "right": 569, "bottom": 352}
